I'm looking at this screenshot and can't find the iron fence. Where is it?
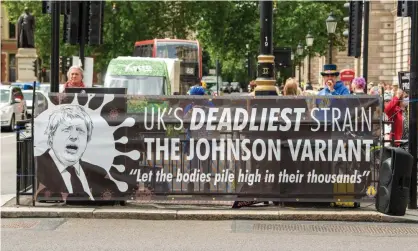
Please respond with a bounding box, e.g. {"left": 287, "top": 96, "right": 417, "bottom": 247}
{"left": 131, "top": 123, "right": 387, "bottom": 203}
{"left": 16, "top": 118, "right": 399, "bottom": 204}
{"left": 15, "top": 121, "right": 35, "bottom": 206}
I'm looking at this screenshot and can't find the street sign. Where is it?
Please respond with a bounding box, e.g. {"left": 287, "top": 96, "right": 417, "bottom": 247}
{"left": 340, "top": 69, "right": 355, "bottom": 82}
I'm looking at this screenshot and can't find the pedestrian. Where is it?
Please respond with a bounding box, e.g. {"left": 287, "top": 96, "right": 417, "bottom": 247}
{"left": 314, "top": 64, "right": 350, "bottom": 125}
{"left": 183, "top": 86, "right": 216, "bottom": 181}
{"left": 383, "top": 93, "right": 393, "bottom": 146}
{"left": 391, "top": 82, "right": 399, "bottom": 97}
{"left": 318, "top": 64, "right": 350, "bottom": 96}
{"left": 64, "top": 66, "right": 85, "bottom": 90}
{"left": 401, "top": 95, "right": 409, "bottom": 143}
{"left": 248, "top": 81, "right": 257, "bottom": 96}
{"left": 384, "top": 88, "right": 408, "bottom": 146}
{"left": 351, "top": 77, "right": 367, "bottom": 95}
{"left": 283, "top": 78, "right": 299, "bottom": 96}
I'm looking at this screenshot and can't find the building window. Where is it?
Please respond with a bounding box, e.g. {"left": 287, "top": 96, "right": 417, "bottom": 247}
{"left": 9, "top": 22, "right": 16, "bottom": 39}
{"left": 9, "top": 54, "right": 16, "bottom": 67}
{"left": 9, "top": 54, "right": 16, "bottom": 82}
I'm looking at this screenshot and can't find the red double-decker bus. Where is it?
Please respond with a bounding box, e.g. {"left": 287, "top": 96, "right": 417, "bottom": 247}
{"left": 133, "top": 39, "right": 202, "bottom": 94}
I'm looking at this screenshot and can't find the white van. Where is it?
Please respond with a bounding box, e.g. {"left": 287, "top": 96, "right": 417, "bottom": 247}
{"left": 104, "top": 57, "right": 180, "bottom": 95}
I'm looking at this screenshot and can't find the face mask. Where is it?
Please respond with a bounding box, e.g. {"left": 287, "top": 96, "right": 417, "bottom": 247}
{"left": 402, "top": 98, "right": 409, "bottom": 107}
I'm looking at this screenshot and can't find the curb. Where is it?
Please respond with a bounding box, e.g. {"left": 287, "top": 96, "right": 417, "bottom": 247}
{"left": 1, "top": 207, "right": 418, "bottom": 223}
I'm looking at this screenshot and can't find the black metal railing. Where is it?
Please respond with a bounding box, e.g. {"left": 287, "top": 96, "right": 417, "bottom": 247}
{"left": 16, "top": 112, "right": 398, "bottom": 205}
{"left": 15, "top": 120, "right": 35, "bottom": 206}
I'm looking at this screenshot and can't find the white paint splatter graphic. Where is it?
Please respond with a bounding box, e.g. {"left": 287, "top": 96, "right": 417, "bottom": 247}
{"left": 34, "top": 93, "right": 140, "bottom": 192}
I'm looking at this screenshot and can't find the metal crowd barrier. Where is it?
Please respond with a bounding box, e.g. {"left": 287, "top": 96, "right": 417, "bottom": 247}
{"left": 134, "top": 123, "right": 389, "bottom": 203}
{"left": 14, "top": 115, "right": 396, "bottom": 204}
{"left": 15, "top": 120, "right": 35, "bottom": 206}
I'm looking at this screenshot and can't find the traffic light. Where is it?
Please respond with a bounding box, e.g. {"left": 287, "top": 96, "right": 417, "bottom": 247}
{"left": 33, "top": 59, "right": 38, "bottom": 76}
{"left": 397, "top": 0, "right": 412, "bottom": 17}
{"left": 66, "top": 57, "right": 73, "bottom": 72}
{"left": 202, "top": 49, "right": 210, "bottom": 76}
{"left": 62, "top": 1, "right": 105, "bottom": 46}
{"left": 88, "top": 1, "right": 105, "bottom": 45}
{"left": 42, "top": 1, "right": 67, "bottom": 14}
{"left": 42, "top": 1, "right": 50, "bottom": 14}
{"left": 246, "top": 53, "right": 251, "bottom": 78}
{"left": 344, "top": 1, "right": 363, "bottom": 58}
{"left": 60, "top": 56, "right": 65, "bottom": 74}
{"left": 63, "top": 1, "right": 80, "bottom": 45}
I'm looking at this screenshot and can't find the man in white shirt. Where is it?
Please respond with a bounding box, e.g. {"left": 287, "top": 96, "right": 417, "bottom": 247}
{"left": 36, "top": 105, "right": 116, "bottom": 201}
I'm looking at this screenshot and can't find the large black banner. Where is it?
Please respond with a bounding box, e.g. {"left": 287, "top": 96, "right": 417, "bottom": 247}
{"left": 33, "top": 93, "right": 382, "bottom": 202}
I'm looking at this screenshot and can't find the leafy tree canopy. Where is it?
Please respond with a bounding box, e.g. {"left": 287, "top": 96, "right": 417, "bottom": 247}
{"left": 4, "top": 0, "right": 347, "bottom": 83}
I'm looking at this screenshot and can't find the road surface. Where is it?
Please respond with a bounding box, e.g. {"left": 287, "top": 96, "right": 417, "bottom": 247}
{"left": 2, "top": 219, "right": 418, "bottom": 251}
{"left": 1, "top": 132, "right": 16, "bottom": 195}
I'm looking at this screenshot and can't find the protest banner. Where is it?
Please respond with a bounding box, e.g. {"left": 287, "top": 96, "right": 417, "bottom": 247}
{"left": 33, "top": 92, "right": 382, "bottom": 202}
{"left": 398, "top": 71, "right": 410, "bottom": 92}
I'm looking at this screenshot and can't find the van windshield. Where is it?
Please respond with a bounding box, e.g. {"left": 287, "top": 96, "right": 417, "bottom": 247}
{"left": 104, "top": 75, "right": 165, "bottom": 95}
{"left": 0, "top": 89, "right": 10, "bottom": 103}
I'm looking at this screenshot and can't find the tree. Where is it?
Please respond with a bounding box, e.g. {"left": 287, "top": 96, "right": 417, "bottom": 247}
{"left": 273, "top": 1, "right": 346, "bottom": 56}
{"left": 194, "top": 1, "right": 347, "bottom": 82}
{"left": 4, "top": 1, "right": 349, "bottom": 83}
{"left": 4, "top": 1, "right": 169, "bottom": 73}
{"left": 196, "top": 1, "right": 259, "bottom": 82}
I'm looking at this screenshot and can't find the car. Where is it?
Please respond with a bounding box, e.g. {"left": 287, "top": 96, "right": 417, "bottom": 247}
{"left": 22, "top": 90, "right": 49, "bottom": 119}
{"left": 38, "top": 83, "right": 65, "bottom": 93}
{"left": 230, "top": 82, "right": 242, "bottom": 92}
{"left": 208, "top": 85, "right": 223, "bottom": 96}
{"left": 0, "top": 86, "right": 28, "bottom": 131}
{"left": 11, "top": 82, "right": 40, "bottom": 90}
{"left": 221, "top": 82, "right": 231, "bottom": 93}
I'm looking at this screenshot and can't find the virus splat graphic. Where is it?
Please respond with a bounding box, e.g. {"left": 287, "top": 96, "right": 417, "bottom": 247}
{"left": 53, "top": 92, "right": 68, "bottom": 104}
{"left": 44, "top": 190, "right": 51, "bottom": 198}
{"left": 101, "top": 189, "right": 113, "bottom": 200}
{"left": 61, "top": 192, "right": 69, "bottom": 201}
{"left": 108, "top": 108, "right": 119, "bottom": 120}
{"left": 34, "top": 93, "right": 141, "bottom": 194}
{"left": 132, "top": 187, "right": 153, "bottom": 202}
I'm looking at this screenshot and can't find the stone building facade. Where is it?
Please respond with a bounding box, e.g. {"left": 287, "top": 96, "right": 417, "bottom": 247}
{"left": 1, "top": 3, "right": 18, "bottom": 83}
{"left": 1, "top": 3, "right": 99, "bottom": 85}
{"left": 295, "top": 0, "right": 412, "bottom": 88}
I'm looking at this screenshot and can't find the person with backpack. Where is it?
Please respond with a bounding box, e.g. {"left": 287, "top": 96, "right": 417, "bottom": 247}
{"left": 183, "top": 86, "right": 217, "bottom": 183}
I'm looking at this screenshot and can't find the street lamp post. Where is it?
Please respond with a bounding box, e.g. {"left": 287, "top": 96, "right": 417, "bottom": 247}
{"left": 112, "top": 3, "right": 117, "bottom": 59}
{"left": 246, "top": 44, "right": 251, "bottom": 82}
{"left": 305, "top": 32, "right": 314, "bottom": 83}
{"left": 233, "top": 0, "right": 276, "bottom": 209}
{"left": 326, "top": 12, "right": 337, "bottom": 64}
{"left": 50, "top": 1, "right": 60, "bottom": 92}
{"left": 408, "top": 0, "right": 418, "bottom": 209}
{"left": 254, "top": 0, "right": 277, "bottom": 96}
{"left": 297, "top": 42, "right": 304, "bottom": 86}
{"left": 291, "top": 51, "right": 295, "bottom": 77}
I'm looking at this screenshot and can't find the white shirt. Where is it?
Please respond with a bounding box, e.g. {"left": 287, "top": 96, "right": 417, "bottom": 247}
{"left": 383, "top": 113, "right": 392, "bottom": 135}
{"left": 49, "top": 150, "right": 94, "bottom": 201}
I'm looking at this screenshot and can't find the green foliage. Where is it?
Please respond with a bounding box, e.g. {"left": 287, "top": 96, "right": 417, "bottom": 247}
{"left": 273, "top": 1, "right": 346, "bottom": 57}
{"left": 196, "top": 1, "right": 346, "bottom": 83}
{"left": 4, "top": 1, "right": 348, "bottom": 82}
